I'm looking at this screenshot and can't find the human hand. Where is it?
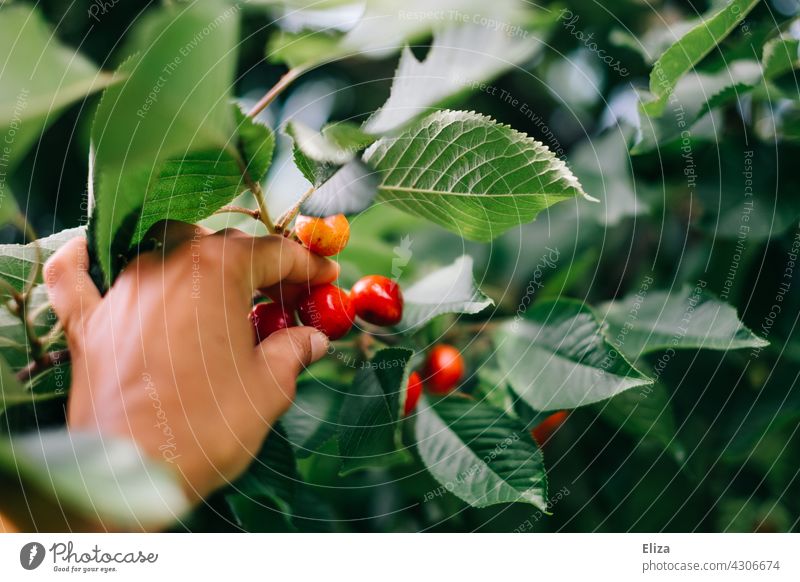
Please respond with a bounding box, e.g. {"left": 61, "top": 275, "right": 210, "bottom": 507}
{"left": 44, "top": 223, "right": 337, "bottom": 504}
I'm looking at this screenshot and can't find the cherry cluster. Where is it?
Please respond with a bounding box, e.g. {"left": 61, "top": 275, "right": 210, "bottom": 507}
{"left": 247, "top": 214, "right": 467, "bottom": 415}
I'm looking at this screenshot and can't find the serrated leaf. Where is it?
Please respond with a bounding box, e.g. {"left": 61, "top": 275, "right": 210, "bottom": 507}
{"left": 415, "top": 395, "right": 547, "bottom": 510}
{"left": 493, "top": 299, "right": 653, "bottom": 411}
{"left": 763, "top": 36, "right": 800, "bottom": 79}
{"left": 286, "top": 120, "right": 370, "bottom": 186}
{"left": 599, "top": 285, "right": 768, "bottom": 361}
{"left": 91, "top": 1, "right": 239, "bottom": 283}
{"left": 282, "top": 379, "right": 345, "bottom": 458}
{"left": 365, "top": 22, "right": 549, "bottom": 135}
{"left": 337, "top": 347, "right": 413, "bottom": 475}
{"left": 363, "top": 110, "right": 590, "bottom": 242}
{"left": 0, "top": 5, "right": 118, "bottom": 171}
{"left": 644, "top": 0, "right": 760, "bottom": 116}
{"left": 0, "top": 429, "right": 189, "bottom": 529}
{"left": 0, "top": 227, "right": 85, "bottom": 301}
{"left": 398, "top": 255, "right": 493, "bottom": 332}
{"left": 132, "top": 107, "right": 275, "bottom": 242}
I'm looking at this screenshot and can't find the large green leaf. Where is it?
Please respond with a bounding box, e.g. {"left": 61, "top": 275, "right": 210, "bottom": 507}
{"left": 364, "top": 21, "right": 551, "bottom": 134}
{"left": 493, "top": 299, "right": 653, "bottom": 411}
{"left": 415, "top": 396, "right": 547, "bottom": 510}
{"left": 398, "top": 255, "right": 493, "bottom": 332}
{"left": 0, "top": 429, "right": 189, "bottom": 529}
{"left": 132, "top": 108, "right": 275, "bottom": 242}
{"left": 0, "top": 227, "right": 85, "bottom": 301}
{"left": 599, "top": 285, "right": 768, "bottom": 361}
{"left": 0, "top": 5, "right": 117, "bottom": 171}
{"left": 281, "top": 378, "right": 345, "bottom": 458}
{"left": 644, "top": 0, "right": 760, "bottom": 116}
{"left": 337, "top": 347, "right": 413, "bottom": 474}
{"left": 363, "top": 110, "right": 591, "bottom": 242}
{"left": 91, "top": 1, "right": 239, "bottom": 283}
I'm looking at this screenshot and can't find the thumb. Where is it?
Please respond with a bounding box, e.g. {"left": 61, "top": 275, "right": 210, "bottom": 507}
{"left": 254, "top": 326, "right": 330, "bottom": 392}
{"left": 44, "top": 237, "right": 102, "bottom": 346}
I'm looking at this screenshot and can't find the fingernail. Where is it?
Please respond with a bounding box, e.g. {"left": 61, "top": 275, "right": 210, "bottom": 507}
{"left": 310, "top": 331, "right": 330, "bottom": 361}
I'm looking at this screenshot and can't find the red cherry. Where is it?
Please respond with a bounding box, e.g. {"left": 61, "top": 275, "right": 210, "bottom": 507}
{"left": 294, "top": 214, "right": 350, "bottom": 256}
{"left": 350, "top": 275, "right": 404, "bottom": 326}
{"left": 423, "top": 344, "right": 465, "bottom": 394}
{"left": 531, "top": 411, "right": 568, "bottom": 445}
{"left": 249, "top": 302, "right": 294, "bottom": 344}
{"left": 296, "top": 284, "right": 355, "bottom": 340}
{"left": 404, "top": 372, "right": 423, "bottom": 416}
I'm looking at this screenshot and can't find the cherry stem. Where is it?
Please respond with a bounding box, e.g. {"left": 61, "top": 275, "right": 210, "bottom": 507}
{"left": 275, "top": 186, "right": 316, "bottom": 233}
{"left": 215, "top": 205, "right": 261, "bottom": 220}
{"left": 16, "top": 349, "right": 71, "bottom": 383}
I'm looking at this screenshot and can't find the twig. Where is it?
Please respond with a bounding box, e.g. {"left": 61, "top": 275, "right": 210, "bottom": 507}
{"left": 247, "top": 67, "right": 306, "bottom": 119}
{"left": 16, "top": 349, "right": 70, "bottom": 383}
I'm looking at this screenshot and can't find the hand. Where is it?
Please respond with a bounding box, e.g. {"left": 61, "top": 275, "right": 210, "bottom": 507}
{"left": 44, "top": 223, "right": 337, "bottom": 504}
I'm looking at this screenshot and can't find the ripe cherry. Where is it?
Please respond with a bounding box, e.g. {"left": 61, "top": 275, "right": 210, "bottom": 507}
{"left": 294, "top": 214, "right": 350, "bottom": 256}
{"left": 531, "top": 411, "right": 568, "bottom": 445}
{"left": 350, "top": 275, "right": 404, "bottom": 326}
{"left": 249, "top": 302, "right": 294, "bottom": 344}
{"left": 296, "top": 284, "right": 355, "bottom": 340}
{"left": 404, "top": 372, "right": 423, "bottom": 416}
{"left": 423, "top": 344, "right": 465, "bottom": 394}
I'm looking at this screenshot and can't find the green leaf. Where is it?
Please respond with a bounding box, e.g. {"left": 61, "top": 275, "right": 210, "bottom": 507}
{"left": 398, "top": 255, "right": 493, "bottom": 332}
{"left": 763, "top": 36, "right": 800, "bottom": 79}
{"left": 599, "top": 285, "right": 769, "bottom": 361}
{"left": 363, "top": 110, "right": 591, "bottom": 242}
{"left": 0, "top": 353, "right": 36, "bottom": 415}
{"left": 91, "top": 1, "right": 239, "bottom": 283}
{"left": 0, "top": 429, "right": 189, "bottom": 529}
{"left": 644, "top": 0, "right": 760, "bottom": 116}
{"left": 287, "top": 120, "right": 373, "bottom": 186}
{"left": 0, "top": 227, "right": 85, "bottom": 301}
{"left": 132, "top": 107, "right": 275, "bottom": 242}
{"left": 364, "top": 21, "right": 551, "bottom": 134}
{"left": 415, "top": 396, "right": 547, "bottom": 510}
{"left": 0, "top": 5, "right": 118, "bottom": 171}
{"left": 493, "top": 299, "right": 653, "bottom": 411}
{"left": 337, "top": 347, "right": 413, "bottom": 475}
{"left": 0, "top": 285, "right": 57, "bottom": 371}
{"left": 282, "top": 379, "right": 345, "bottom": 458}
{"left": 231, "top": 423, "right": 297, "bottom": 514}
{"left": 0, "top": 185, "right": 20, "bottom": 229}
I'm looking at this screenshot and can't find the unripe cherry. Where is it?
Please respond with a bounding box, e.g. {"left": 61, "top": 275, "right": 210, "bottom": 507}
{"left": 296, "top": 284, "right": 355, "bottom": 340}
{"left": 404, "top": 372, "right": 423, "bottom": 416}
{"left": 423, "top": 344, "right": 465, "bottom": 394}
{"left": 350, "top": 275, "right": 404, "bottom": 326}
{"left": 249, "top": 302, "right": 294, "bottom": 344}
{"left": 294, "top": 214, "right": 350, "bottom": 256}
